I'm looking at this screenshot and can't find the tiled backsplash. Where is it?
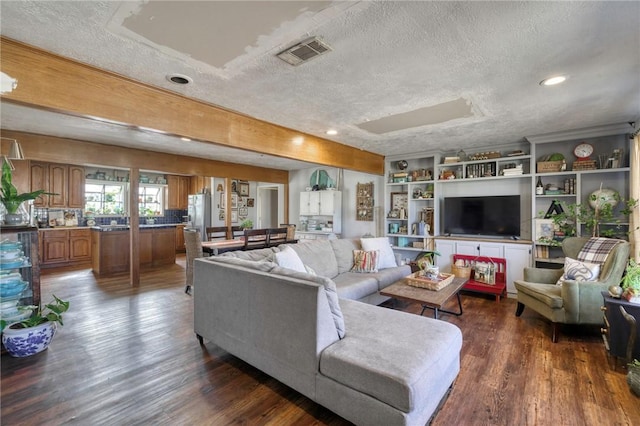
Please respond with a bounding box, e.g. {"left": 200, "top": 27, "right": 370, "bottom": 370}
{"left": 34, "top": 208, "right": 188, "bottom": 226}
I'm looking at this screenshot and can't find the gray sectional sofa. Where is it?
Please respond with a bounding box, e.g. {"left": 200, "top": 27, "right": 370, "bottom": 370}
{"left": 193, "top": 238, "right": 463, "bottom": 425}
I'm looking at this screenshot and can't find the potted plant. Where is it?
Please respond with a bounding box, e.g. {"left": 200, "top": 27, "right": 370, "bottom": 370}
{"left": 543, "top": 194, "right": 638, "bottom": 239}
{"left": 240, "top": 219, "right": 253, "bottom": 230}
{"left": 621, "top": 257, "right": 640, "bottom": 303}
{"left": 1, "top": 294, "right": 69, "bottom": 357}
{"left": 1, "top": 159, "right": 54, "bottom": 225}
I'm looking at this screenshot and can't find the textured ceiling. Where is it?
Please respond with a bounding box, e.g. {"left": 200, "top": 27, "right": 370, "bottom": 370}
{"left": 1, "top": 1, "right": 639, "bottom": 171}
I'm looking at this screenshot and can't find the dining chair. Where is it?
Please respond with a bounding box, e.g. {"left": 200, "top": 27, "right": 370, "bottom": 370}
{"left": 206, "top": 226, "right": 229, "bottom": 241}
{"left": 243, "top": 229, "right": 269, "bottom": 250}
{"left": 267, "top": 227, "right": 289, "bottom": 246}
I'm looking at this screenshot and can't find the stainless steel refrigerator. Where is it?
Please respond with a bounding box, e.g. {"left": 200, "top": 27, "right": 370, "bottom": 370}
{"left": 187, "top": 193, "right": 211, "bottom": 241}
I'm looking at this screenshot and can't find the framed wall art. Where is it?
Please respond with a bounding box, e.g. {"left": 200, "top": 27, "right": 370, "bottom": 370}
{"left": 238, "top": 207, "right": 248, "bottom": 217}
{"left": 239, "top": 182, "right": 250, "bottom": 196}
{"left": 534, "top": 218, "right": 555, "bottom": 241}
{"left": 247, "top": 198, "right": 255, "bottom": 207}
{"left": 231, "top": 209, "right": 238, "bottom": 223}
{"left": 231, "top": 193, "right": 238, "bottom": 209}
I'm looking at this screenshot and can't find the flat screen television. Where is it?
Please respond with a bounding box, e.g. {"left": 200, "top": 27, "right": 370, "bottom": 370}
{"left": 443, "top": 195, "right": 521, "bottom": 238}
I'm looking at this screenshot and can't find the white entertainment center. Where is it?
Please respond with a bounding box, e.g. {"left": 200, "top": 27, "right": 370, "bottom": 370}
{"left": 384, "top": 123, "right": 633, "bottom": 295}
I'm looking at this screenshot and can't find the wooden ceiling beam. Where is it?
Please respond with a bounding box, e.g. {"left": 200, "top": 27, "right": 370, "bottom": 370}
{"left": 0, "top": 37, "right": 384, "bottom": 175}
{"left": 0, "top": 130, "right": 289, "bottom": 184}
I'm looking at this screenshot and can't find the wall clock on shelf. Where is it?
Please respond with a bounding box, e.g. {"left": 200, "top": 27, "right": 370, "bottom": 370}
{"left": 572, "top": 142, "right": 598, "bottom": 171}
{"left": 574, "top": 142, "right": 594, "bottom": 160}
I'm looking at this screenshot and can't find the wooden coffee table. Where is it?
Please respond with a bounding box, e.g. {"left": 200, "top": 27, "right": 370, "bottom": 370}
{"left": 380, "top": 276, "right": 468, "bottom": 319}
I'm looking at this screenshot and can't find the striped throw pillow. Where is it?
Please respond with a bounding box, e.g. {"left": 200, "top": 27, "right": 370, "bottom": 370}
{"left": 351, "top": 249, "right": 380, "bottom": 273}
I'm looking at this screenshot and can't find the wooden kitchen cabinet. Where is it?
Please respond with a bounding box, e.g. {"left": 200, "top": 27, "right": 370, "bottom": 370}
{"left": 69, "top": 229, "right": 91, "bottom": 261}
{"left": 30, "top": 162, "right": 48, "bottom": 207}
{"left": 167, "top": 175, "right": 190, "bottom": 210}
{"left": 91, "top": 227, "right": 177, "bottom": 275}
{"left": 30, "top": 161, "right": 84, "bottom": 208}
{"left": 40, "top": 228, "right": 92, "bottom": 267}
{"left": 41, "top": 229, "right": 69, "bottom": 265}
{"left": 175, "top": 224, "right": 186, "bottom": 252}
{"left": 68, "top": 166, "right": 86, "bottom": 208}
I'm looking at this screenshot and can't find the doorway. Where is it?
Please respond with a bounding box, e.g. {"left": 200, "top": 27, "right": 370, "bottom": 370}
{"left": 257, "top": 185, "right": 281, "bottom": 228}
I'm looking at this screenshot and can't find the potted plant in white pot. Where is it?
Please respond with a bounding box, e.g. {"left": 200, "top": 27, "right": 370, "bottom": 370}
{"left": 1, "top": 159, "right": 54, "bottom": 225}
{"left": 1, "top": 294, "right": 69, "bottom": 357}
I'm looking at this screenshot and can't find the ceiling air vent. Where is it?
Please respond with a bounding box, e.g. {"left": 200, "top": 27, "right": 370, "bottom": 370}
{"left": 276, "top": 37, "right": 332, "bottom": 66}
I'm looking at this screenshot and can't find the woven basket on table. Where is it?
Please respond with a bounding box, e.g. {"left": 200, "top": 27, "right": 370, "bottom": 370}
{"left": 451, "top": 264, "right": 471, "bottom": 279}
{"left": 406, "top": 272, "right": 454, "bottom": 291}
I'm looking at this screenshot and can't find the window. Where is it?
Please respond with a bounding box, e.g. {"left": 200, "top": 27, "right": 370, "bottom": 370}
{"left": 138, "top": 185, "right": 165, "bottom": 217}
{"left": 85, "top": 181, "right": 127, "bottom": 216}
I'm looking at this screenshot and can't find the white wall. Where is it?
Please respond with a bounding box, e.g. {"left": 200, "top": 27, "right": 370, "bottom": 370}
{"left": 289, "top": 167, "right": 385, "bottom": 238}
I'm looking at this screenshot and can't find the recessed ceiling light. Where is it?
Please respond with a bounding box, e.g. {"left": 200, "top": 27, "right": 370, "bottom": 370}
{"left": 180, "top": 137, "right": 191, "bottom": 142}
{"left": 292, "top": 136, "right": 304, "bottom": 145}
{"left": 540, "top": 75, "right": 567, "bottom": 86}
{"left": 326, "top": 129, "right": 338, "bottom": 136}
{"left": 166, "top": 73, "right": 192, "bottom": 85}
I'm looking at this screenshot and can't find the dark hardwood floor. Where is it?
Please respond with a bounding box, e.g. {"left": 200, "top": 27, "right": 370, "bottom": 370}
{"left": 2, "top": 255, "right": 639, "bottom": 425}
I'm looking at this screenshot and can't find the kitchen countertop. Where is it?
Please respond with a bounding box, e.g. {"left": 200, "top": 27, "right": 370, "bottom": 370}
{"left": 38, "top": 223, "right": 187, "bottom": 231}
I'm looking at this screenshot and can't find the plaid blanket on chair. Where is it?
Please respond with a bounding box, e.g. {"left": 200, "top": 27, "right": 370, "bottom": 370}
{"left": 577, "top": 237, "right": 623, "bottom": 265}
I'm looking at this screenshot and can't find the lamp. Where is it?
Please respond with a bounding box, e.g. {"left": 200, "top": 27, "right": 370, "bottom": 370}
{"left": 2, "top": 156, "right": 15, "bottom": 171}
{"left": 8, "top": 140, "right": 24, "bottom": 160}
{"left": 216, "top": 184, "right": 224, "bottom": 192}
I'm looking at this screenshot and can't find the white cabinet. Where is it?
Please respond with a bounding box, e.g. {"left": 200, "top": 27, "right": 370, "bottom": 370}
{"left": 300, "top": 190, "right": 340, "bottom": 215}
{"left": 455, "top": 241, "right": 503, "bottom": 258}
{"left": 434, "top": 239, "right": 455, "bottom": 271}
{"left": 504, "top": 243, "right": 533, "bottom": 294}
{"left": 434, "top": 238, "right": 533, "bottom": 295}
{"left": 319, "top": 191, "right": 337, "bottom": 215}
{"left": 299, "top": 190, "right": 342, "bottom": 234}
{"left": 300, "top": 191, "right": 318, "bottom": 215}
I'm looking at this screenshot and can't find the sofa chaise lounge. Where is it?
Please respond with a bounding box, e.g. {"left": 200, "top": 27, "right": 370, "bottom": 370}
{"left": 193, "top": 238, "right": 463, "bottom": 425}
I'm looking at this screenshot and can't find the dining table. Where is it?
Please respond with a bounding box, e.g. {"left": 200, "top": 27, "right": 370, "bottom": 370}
{"left": 201, "top": 238, "right": 245, "bottom": 255}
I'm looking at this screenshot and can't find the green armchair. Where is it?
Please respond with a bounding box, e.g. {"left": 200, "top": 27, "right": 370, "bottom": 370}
{"left": 514, "top": 237, "right": 630, "bottom": 342}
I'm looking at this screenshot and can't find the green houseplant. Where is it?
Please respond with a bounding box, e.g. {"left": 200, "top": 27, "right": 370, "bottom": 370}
{"left": 621, "top": 257, "right": 640, "bottom": 303}
{"left": 240, "top": 219, "right": 253, "bottom": 230}
{"left": 1, "top": 159, "right": 54, "bottom": 225}
{"left": 628, "top": 359, "right": 640, "bottom": 395}
{"left": 1, "top": 294, "right": 69, "bottom": 357}
{"left": 541, "top": 193, "right": 637, "bottom": 241}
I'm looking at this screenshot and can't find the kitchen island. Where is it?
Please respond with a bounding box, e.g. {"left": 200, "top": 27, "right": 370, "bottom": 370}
{"left": 91, "top": 225, "right": 177, "bottom": 276}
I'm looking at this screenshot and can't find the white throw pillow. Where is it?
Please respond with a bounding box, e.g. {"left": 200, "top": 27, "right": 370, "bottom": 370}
{"left": 274, "top": 245, "right": 306, "bottom": 273}
{"left": 556, "top": 257, "right": 601, "bottom": 285}
{"left": 361, "top": 237, "right": 397, "bottom": 269}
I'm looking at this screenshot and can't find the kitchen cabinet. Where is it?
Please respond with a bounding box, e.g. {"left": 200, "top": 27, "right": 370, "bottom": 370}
{"left": 68, "top": 166, "right": 86, "bottom": 208}
{"left": 300, "top": 190, "right": 340, "bottom": 215}
{"left": 41, "top": 229, "right": 69, "bottom": 265}
{"left": 40, "top": 228, "right": 92, "bottom": 267}
{"left": 175, "top": 224, "right": 186, "bottom": 252}
{"left": 30, "top": 161, "right": 84, "bottom": 208}
{"left": 167, "top": 175, "right": 190, "bottom": 210}
{"left": 299, "top": 190, "right": 342, "bottom": 234}
{"left": 91, "top": 227, "right": 177, "bottom": 276}
{"left": 69, "top": 229, "right": 91, "bottom": 262}
{"left": 190, "top": 176, "right": 211, "bottom": 195}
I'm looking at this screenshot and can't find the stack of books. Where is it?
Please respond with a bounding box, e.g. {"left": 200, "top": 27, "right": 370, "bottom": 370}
{"left": 502, "top": 164, "right": 523, "bottom": 176}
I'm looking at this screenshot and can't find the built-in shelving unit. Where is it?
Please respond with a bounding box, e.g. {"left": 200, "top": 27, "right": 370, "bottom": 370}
{"left": 383, "top": 123, "right": 633, "bottom": 292}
